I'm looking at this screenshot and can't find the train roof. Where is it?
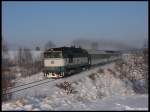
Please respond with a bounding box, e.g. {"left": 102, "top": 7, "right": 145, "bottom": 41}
{"left": 45, "top": 47, "right": 88, "bottom": 53}
{"left": 86, "top": 50, "right": 106, "bottom": 54}
{"left": 46, "top": 47, "right": 82, "bottom": 51}
{"left": 86, "top": 50, "right": 120, "bottom": 54}
{"left": 45, "top": 47, "right": 121, "bottom": 54}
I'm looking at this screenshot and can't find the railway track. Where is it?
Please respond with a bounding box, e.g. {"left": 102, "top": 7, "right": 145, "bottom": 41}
{"left": 2, "top": 58, "right": 121, "bottom": 96}
{"left": 3, "top": 77, "right": 48, "bottom": 91}
{"left": 2, "top": 78, "right": 55, "bottom": 95}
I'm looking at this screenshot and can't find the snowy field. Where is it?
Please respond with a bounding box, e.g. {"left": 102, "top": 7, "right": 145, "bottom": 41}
{"left": 2, "top": 94, "right": 148, "bottom": 110}
{"left": 2, "top": 62, "right": 148, "bottom": 111}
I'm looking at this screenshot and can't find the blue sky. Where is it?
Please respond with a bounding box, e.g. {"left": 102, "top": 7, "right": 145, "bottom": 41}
{"left": 2, "top": 1, "right": 148, "bottom": 49}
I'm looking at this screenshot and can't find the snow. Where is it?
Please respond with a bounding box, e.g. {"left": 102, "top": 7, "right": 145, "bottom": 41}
{"left": 13, "top": 72, "right": 44, "bottom": 85}
{"left": 2, "top": 94, "right": 148, "bottom": 110}
{"left": 2, "top": 59, "right": 148, "bottom": 110}
{"left": 10, "top": 63, "right": 128, "bottom": 100}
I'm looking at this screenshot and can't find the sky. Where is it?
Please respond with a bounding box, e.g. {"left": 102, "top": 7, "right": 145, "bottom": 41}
{"left": 2, "top": 1, "right": 148, "bottom": 50}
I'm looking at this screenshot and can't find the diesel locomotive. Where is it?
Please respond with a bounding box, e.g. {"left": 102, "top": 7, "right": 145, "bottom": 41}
{"left": 43, "top": 47, "right": 120, "bottom": 78}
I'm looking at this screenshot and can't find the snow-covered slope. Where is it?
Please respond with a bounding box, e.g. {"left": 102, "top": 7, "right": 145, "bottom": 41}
{"left": 10, "top": 63, "right": 133, "bottom": 100}
{"left": 2, "top": 94, "right": 148, "bottom": 110}
{"left": 2, "top": 62, "right": 148, "bottom": 110}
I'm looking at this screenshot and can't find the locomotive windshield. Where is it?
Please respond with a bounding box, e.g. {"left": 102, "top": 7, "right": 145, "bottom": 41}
{"left": 44, "top": 51, "right": 62, "bottom": 58}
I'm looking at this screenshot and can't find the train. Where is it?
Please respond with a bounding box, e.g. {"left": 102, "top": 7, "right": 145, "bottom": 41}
{"left": 43, "top": 46, "right": 121, "bottom": 78}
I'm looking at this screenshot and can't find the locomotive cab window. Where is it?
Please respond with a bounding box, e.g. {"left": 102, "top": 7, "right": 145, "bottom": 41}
{"left": 44, "top": 52, "right": 62, "bottom": 58}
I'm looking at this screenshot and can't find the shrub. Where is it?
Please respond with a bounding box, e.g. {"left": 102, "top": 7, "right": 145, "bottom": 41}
{"left": 97, "top": 68, "right": 104, "bottom": 74}
{"left": 88, "top": 73, "right": 96, "bottom": 81}
{"left": 55, "top": 81, "right": 75, "bottom": 95}
{"left": 107, "top": 68, "right": 116, "bottom": 76}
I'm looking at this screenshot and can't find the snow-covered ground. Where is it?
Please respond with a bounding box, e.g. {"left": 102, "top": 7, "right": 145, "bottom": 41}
{"left": 2, "top": 94, "right": 148, "bottom": 110}
{"left": 2, "top": 62, "right": 148, "bottom": 110}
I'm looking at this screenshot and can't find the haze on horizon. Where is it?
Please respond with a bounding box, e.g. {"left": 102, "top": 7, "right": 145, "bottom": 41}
{"left": 2, "top": 1, "right": 148, "bottom": 50}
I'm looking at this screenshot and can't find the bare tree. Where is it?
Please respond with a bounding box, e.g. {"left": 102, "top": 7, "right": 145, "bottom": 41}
{"left": 2, "top": 38, "right": 13, "bottom": 101}
{"left": 22, "top": 48, "right": 34, "bottom": 77}
{"left": 2, "top": 37, "right": 8, "bottom": 56}
{"left": 71, "top": 40, "right": 80, "bottom": 48}
{"left": 2, "top": 37, "right": 9, "bottom": 72}
{"left": 71, "top": 38, "right": 92, "bottom": 49}
{"left": 91, "top": 42, "right": 99, "bottom": 50}
{"left": 17, "top": 48, "right": 33, "bottom": 67}
{"left": 23, "top": 48, "right": 33, "bottom": 67}
{"left": 2, "top": 38, "right": 9, "bottom": 67}
{"left": 115, "top": 52, "right": 148, "bottom": 93}
{"left": 17, "top": 48, "right": 23, "bottom": 66}
{"left": 35, "top": 46, "right": 40, "bottom": 51}
{"left": 16, "top": 47, "right": 34, "bottom": 77}
{"left": 45, "top": 40, "right": 56, "bottom": 50}
{"left": 142, "top": 38, "right": 148, "bottom": 64}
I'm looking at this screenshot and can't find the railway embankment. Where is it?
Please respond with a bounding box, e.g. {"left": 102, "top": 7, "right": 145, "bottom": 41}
{"left": 2, "top": 52, "right": 148, "bottom": 110}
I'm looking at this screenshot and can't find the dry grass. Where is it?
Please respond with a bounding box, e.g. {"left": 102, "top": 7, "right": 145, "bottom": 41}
{"left": 55, "top": 81, "right": 76, "bottom": 95}
{"left": 107, "top": 68, "right": 116, "bottom": 76}
{"left": 97, "top": 91, "right": 106, "bottom": 99}
{"left": 88, "top": 73, "right": 96, "bottom": 81}
{"left": 97, "top": 68, "right": 104, "bottom": 74}
{"left": 55, "top": 82, "right": 66, "bottom": 90}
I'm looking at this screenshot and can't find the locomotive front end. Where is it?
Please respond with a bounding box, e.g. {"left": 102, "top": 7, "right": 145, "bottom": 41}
{"left": 43, "top": 49, "right": 65, "bottom": 78}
